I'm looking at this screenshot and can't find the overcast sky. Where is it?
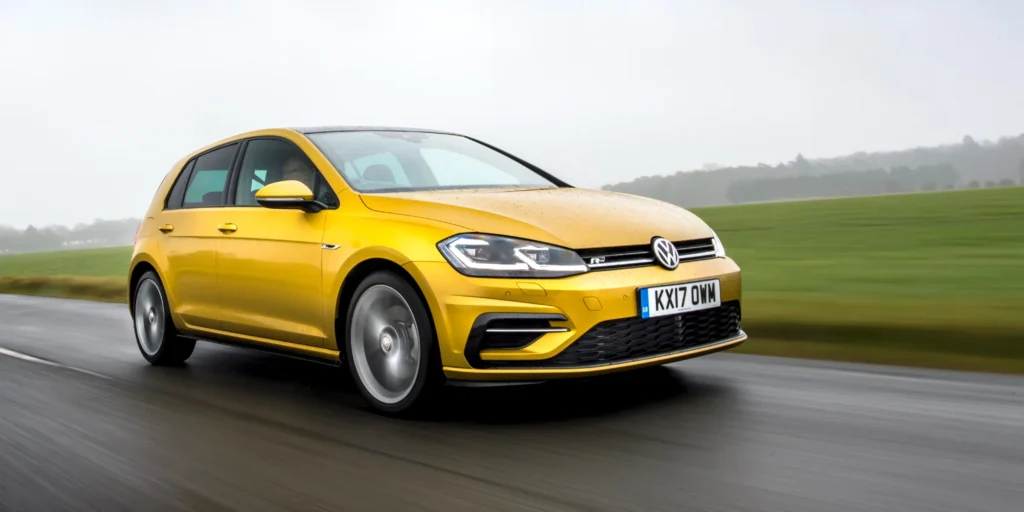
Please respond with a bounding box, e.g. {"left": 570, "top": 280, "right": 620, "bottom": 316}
{"left": 2, "top": 0, "right": 1022, "bottom": 228}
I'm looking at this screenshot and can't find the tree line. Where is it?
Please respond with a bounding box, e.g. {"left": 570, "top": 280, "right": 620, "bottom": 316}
{"left": 604, "top": 134, "right": 1024, "bottom": 207}
{"left": 725, "top": 163, "right": 963, "bottom": 203}
{"left": 0, "top": 219, "right": 138, "bottom": 254}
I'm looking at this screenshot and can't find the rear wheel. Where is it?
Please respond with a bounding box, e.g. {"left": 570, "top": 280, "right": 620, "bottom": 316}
{"left": 132, "top": 271, "right": 195, "bottom": 365}
{"left": 344, "top": 271, "right": 440, "bottom": 415}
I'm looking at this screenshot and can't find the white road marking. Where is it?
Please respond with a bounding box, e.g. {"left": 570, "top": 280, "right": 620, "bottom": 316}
{"left": 0, "top": 346, "right": 111, "bottom": 379}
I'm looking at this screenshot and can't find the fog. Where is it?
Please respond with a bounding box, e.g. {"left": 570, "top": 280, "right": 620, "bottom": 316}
{"left": 2, "top": 0, "right": 1023, "bottom": 228}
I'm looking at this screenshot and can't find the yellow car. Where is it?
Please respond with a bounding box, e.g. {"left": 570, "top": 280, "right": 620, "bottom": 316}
{"left": 129, "top": 126, "right": 745, "bottom": 414}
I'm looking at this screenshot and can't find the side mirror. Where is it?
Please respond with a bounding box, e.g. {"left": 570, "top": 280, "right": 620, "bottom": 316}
{"left": 255, "top": 180, "right": 328, "bottom": 213}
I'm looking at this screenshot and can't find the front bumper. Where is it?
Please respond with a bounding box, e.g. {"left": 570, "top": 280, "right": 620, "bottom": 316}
{"left": 403, "top": 257, "right": 744, "bottom": 381}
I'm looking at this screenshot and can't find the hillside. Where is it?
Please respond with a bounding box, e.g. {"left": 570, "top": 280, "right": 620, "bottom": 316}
{"left": 696, "top": 187, "right": 1024, "bottom": 372}
{"left": 605, "top": 134, "right": 1024, "bottom": 208}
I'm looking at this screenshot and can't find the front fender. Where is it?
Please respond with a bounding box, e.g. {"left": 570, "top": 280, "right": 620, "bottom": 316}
{"left": 320, "top": 209, "right": 464, "bottom": 349}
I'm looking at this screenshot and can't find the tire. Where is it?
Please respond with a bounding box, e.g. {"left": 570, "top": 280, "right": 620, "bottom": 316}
{"left": 132, "top": 271, "right": 196, "bottom": 365}
{"left": 344, "top": 270, "right": 441, "bottom": 415}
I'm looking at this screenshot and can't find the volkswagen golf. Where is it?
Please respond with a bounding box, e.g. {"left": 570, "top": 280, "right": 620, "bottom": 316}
{"left": 129, "top": 126, "right": 746, "bottom": 414}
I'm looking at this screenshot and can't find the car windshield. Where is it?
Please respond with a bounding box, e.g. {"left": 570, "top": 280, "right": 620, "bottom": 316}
{"left": 304, "top": 130, "right": 559, "bottom": 192}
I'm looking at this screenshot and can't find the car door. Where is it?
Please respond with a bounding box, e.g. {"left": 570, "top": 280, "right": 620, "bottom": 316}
{"left": 214, "top": 137, "right": 338, "bottom": 347}
{"left": 155, "top": 142, "right": 240, "bottom": 331}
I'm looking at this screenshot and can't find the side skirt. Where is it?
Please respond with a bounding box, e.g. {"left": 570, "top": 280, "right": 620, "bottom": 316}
{"left": 179, "top": 334, "right": 343, "bottom": 367}
{"left": 444, "top": 379, "right": 547, "bottom": 388}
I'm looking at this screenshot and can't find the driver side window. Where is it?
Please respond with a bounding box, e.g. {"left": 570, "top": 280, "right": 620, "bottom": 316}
{"left": 234, "top": 139, "right": 339, "bottom": 207}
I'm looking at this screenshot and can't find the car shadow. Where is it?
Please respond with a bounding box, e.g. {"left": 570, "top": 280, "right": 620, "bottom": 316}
{"left": 177, "top": 344, "right": 741, "bottom": 425}
{"left": 426, "top": 366, "right": 737, "bottom": 424}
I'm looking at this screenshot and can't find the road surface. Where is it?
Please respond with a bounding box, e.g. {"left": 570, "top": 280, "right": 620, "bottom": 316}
{"left": 1, "top": 295, "right": 1022, "bottom": 511}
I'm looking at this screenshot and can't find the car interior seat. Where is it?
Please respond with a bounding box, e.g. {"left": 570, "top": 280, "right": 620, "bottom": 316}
{"left": 363, "top": 164, "right": 396, "bottom": 184}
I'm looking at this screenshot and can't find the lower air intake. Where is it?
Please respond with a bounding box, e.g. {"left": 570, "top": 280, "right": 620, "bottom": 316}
{"left": 483, "top": 301, "right": 741, "bottom": 368}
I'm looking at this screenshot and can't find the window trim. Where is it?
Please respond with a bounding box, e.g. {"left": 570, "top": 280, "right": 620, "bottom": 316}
{"left": 226, "top": 136, "right": 340, "bottom": 210}
{"left": 177, "top": 141, "right": 242, "bottom": 210}
{"left": 464, "top": 134, "right": 573, "bottom": 188}
{"left": 225, "top": 139, "right": 249, "bottom": 207}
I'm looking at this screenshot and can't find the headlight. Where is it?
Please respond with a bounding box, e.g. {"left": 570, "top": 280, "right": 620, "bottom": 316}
{"left": 437, "top": 233, "right": 589, "bottom": 278}
{"left": 711, "top": 230, "right": 726, "bottom": 258}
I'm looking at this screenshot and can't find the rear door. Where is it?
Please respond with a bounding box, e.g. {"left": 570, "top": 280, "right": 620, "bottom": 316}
{"left": 214, "top": 137, "right": 338, "bottom": 347}
{"left": 156, "top": 143, "right": 240, "bottom": 331}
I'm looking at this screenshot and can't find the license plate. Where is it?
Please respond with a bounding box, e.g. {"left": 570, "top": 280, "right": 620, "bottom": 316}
{"left": 638, "top": 278, "right": 721, "bottom": 319}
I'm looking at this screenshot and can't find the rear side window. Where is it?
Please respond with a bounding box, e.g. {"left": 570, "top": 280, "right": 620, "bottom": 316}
{"left": 183, "top": 144, "right": 238, "bottom": 208}
{"left": 164, "top": 160, "right": 195, "bottom": 210}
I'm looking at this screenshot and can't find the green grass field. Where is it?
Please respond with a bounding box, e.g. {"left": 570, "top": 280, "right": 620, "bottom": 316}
{"left": 2, "top": 187, "right": 1022, "bottom": 372}
{"left": 0, "top": 246, "right": 133, "bottom": 278}
{"left": 697, "top": 187, "right": 1024, "bottom": 372}
{"left": 0, "top": 246, "right": 132, "bottom": 302}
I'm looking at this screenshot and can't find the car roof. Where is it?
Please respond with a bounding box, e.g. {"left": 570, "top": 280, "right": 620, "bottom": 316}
{"left": 290, "top": 125, "right": 462, "bottom": 136}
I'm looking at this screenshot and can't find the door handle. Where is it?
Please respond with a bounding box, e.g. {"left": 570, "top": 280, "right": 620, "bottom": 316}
{"left": 217, "top": 223, "right": 238, "bottom": 233}
{"left": 158, "top": 224, "right": 174, "bottom": 233}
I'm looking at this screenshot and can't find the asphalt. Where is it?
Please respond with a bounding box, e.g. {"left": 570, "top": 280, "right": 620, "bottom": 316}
{"left": 0, "top": 295, "right": 1022, "bottom": 512}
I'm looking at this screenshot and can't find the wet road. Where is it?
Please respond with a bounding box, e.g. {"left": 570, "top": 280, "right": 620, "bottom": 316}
{"left": 1, "top": 295, "right": 1022, "bottom": 512}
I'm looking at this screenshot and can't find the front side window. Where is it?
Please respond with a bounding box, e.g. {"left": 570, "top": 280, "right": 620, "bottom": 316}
{"left": 235, "top": 139, "right": 338, "bottom": 207}
{"left": 183, "top": 144, "right": 238, "bottom": 208}
{"left": 305, "top": 131, "right": 559, "bottom": 193}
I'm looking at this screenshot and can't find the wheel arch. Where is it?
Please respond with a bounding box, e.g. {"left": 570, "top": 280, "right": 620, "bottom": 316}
{"left": 332, "top": 257, "right": 438, "bottom": 355}
{"left": 128, "top": 255, "right": 169, "bottom": 316}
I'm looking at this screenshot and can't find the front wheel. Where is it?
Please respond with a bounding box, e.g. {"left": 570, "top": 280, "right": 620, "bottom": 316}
{"left": 344, "top": 271, "right": 440, "bottom": 415}
{"left": 132, "top": 271, "right": 195, "bottom": 365}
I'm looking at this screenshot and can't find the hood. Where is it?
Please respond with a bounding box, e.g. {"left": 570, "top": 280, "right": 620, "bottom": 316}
{"left": 358, "top": 187, "right": 713, "bottom": 249}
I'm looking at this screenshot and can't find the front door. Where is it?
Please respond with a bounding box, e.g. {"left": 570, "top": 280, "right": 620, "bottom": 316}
{"left": 156, "top": 143, "right": 240, "bottom": 331}
{"left": 214, "top": 138, "right": 339, "bottom": 347}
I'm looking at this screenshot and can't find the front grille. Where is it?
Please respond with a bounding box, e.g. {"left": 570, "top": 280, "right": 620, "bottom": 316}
{"left": 577, "top": 238, "right": 717, "bottom": 271}
{"left": 482, "top": 301, "right": 741, "bottom": 369}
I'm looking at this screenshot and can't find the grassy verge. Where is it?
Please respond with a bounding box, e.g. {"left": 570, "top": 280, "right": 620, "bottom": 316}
{"left": 734, "top": 293, "right": 1024, "bottom": 373}
{"left": 2, "top": 187, "right": 1023, "bottom": 374}
{"left": 735, "top": 338, "right": 1024, "bottom": 374}
{"left": 0, "top": 275, "right": 127, "bottom": 303}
